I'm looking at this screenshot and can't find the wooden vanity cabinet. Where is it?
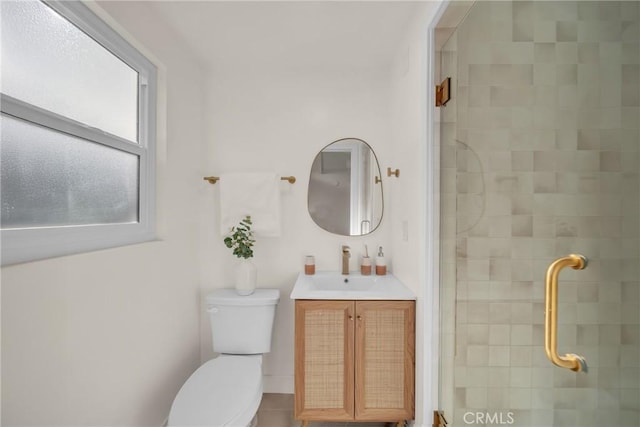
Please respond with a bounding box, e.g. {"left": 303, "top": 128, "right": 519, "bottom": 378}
{"left": 294, "top": 300, "right": 415, "bottom": 425}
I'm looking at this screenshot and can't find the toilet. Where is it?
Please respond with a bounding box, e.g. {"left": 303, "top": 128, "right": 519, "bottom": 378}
{"left": 168, "top": 288, "right": 280, "bottom": 427}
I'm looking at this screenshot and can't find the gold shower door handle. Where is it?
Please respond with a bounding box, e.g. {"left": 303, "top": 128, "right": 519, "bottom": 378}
{"left": 544, "top": 254, "right": 588, "bottom": 372}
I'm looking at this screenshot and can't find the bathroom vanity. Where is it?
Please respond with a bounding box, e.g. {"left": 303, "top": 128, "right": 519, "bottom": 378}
{"left": 291, "top": 272, "right": 416, "bottom": 427}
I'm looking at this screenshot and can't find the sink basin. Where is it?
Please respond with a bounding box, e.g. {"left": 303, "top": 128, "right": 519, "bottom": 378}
{"left": 290, "top": 271, "right": 416, "bottom": 300}
{"left": 309, "top": 275, "right": 377, "bottom": 291}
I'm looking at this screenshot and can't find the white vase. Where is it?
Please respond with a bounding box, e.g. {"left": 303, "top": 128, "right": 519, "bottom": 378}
{"left": 235, "top": 258, "right": 257, "bottom": 296}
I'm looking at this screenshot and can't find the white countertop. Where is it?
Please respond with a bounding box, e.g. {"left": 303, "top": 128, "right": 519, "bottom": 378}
{"left": 290, "top": 271, "right": 416, "bottom": 300}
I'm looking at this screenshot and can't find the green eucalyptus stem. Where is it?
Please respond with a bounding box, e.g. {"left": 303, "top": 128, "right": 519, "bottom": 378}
{"left": 223, "top": 215, "right": 255, "bottom": 259}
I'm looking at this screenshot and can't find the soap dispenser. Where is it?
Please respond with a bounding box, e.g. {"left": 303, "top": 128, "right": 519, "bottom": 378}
{"left": 361, "top": 245, "right": 372, "bottom": 276}
{"left": 375, "top": 246, "right": 387, "bottom": 275}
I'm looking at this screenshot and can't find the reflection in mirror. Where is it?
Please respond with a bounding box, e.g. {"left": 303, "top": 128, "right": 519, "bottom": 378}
{"left": 308, "top": 138, "right": 383, "bottom": 236}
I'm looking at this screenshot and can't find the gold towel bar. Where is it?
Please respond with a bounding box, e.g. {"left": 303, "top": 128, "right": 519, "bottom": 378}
{"left": 544, "top": 254, "right": 588, "bottom": 372}
{"left": 203, "top": 176, "right": 296, "bottom": 184}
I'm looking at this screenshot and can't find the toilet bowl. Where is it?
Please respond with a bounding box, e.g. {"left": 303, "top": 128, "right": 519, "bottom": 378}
{"left": 168, "top": 355, "right": 263, "bottom": 427}
{"left": 168, "top": 289, "right": 279, "bottom": 427}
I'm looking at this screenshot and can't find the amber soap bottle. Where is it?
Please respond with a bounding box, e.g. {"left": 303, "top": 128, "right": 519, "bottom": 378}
{"left": 304, "top": 255, "right": 315, "bottom": 275}
{"left": 375, "top": 246, "right": 386, "bottom": 275}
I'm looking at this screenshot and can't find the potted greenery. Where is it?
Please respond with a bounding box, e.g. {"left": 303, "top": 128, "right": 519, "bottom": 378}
{"left": 224, "top": 215, "right": 257, "bottom": 295}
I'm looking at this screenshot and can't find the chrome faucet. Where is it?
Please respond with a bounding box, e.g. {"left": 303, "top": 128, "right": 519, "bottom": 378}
{"left": 341, "top": 245, "right": 351, "bottom": 275}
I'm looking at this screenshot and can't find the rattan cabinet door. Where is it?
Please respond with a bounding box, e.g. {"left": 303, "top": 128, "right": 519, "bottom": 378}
{"left": 294, "top": 300, "right": 355, "bottom": 421}
{"left": 354, "top": 300, "right": 415, "bottom": 421}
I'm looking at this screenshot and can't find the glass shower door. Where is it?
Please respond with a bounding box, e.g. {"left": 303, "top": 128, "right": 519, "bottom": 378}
{"left": 438, "top": 1, "right": 639, "bottom": 426}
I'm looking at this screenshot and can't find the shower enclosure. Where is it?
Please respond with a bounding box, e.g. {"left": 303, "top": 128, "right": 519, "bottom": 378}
{"left": 437, "top": 1, "right": 639, "bottom": 426}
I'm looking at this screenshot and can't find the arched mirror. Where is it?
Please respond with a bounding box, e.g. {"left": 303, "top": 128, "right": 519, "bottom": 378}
{"left": 308, "top": 138, "right": 383, "bottom": 236}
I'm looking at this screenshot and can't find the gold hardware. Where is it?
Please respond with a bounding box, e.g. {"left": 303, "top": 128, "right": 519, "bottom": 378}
{"left": 544, "top": 254, "right": 588, "bottom": 372}
{"left": 387, "top": 167, "right": 400, "bottom": 178}
{"left": 433, "top": 410, "right": 448, "bottom": 427}
{"left": 375, "top": 176, "right": 381, "bottom": 184}
{"left": 341, "top": 245, "right": 351, "bottom": 275}
{"left": 282, "top": 176, "right": 296, "bottom": 184}
{"left": 435, "top": 77, "right": 451, "bottom": 107}
{"left": 203, "top": 175, "right": 296, "bottom": 185}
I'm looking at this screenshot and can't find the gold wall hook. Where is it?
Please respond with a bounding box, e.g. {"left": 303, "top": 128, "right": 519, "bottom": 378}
{"left": 544, "top": 254, "right": 588, "bottom": 372}
{"left": 387, "top": 167, "right": 400, "bottom": 178}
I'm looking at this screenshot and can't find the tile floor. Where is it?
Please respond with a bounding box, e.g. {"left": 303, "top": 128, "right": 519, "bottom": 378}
{"left": 257, "top": 394, "right": 394, "bottom": 427}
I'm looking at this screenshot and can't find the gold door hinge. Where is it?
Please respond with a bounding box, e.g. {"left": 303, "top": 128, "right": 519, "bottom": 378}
{"left": 433, "top": 410, "right": 448, "bottom": 427}
{"left": 435, "top": 77, "right": 451, "bottom": 107}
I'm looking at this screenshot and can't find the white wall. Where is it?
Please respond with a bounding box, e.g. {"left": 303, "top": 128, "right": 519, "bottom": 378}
{"left": 198, "top": 67, "right": 393, "bottom": 392}
{"left": 388, "top": 2, "right": 442, "bottom": 425}
{"left": 198, "top": 2, "right": 441, "bottom": 410}
{"left": 1, "top": 2, "right": 206, "bottom": 425}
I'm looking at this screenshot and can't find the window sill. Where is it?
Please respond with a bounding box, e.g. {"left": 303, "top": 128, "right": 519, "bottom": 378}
{"left": 1, "top": 223, "right": 156, "bottom": 266}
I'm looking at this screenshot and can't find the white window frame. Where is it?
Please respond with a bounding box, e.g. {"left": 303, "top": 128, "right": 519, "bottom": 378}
{"left": 1, "top": 0, "right": 157, "bottom": 265}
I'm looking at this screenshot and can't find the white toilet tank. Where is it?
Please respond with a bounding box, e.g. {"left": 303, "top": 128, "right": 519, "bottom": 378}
{"left": 205, "top": 288, "right": 279, "bottom": 354}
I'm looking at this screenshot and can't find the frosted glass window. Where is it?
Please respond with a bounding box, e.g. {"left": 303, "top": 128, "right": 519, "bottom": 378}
{"left": 1, "top": 115, "right": 139, "bottom": 228}
{"left": 0, "top": 0, "right": 156, "bottom": 265}
{"left": 1, "top": 0, "right": 138, "bottom": 142}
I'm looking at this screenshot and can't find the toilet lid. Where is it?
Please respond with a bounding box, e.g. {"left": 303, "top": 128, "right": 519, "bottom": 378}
{"left": 168, "top": 356, "right": 262, "bottom": 426}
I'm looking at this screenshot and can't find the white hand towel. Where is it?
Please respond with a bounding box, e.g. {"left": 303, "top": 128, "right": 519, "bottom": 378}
{"left": 219, "top": 172, "right": 282, "bottom": 237}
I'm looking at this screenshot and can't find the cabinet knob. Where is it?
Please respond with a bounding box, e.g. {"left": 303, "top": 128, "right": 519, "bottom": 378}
{"left": 348, "top": 315, "right": 354, "bottom": 320}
